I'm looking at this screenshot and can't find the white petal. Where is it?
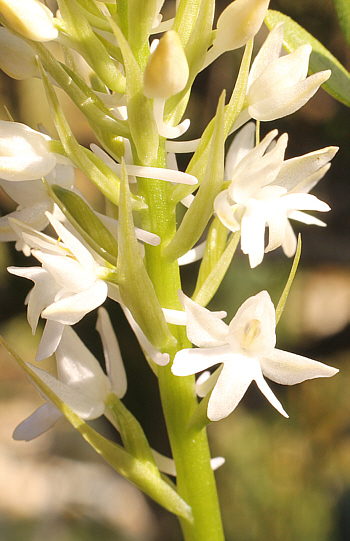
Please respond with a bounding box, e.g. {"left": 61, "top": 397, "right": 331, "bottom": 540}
{"left": 34, "top": 252, "right": 96, "bottom": 292}
{"left": 56, "top": 326, "right": 111, "bottom": 402}
{"left": 240, "top": 202, "right": 266, "bottom": 268}
{"left": 224, "top": 122, "right": 255, "bottom": 180}
{"left": 207, "top": 357, "right": 258, "bottom": 421}
{"left": 248, "top": 23, "right": 284, "bottom": 87}
{"left": 249, "top": 71, "right": 331, "bottom": 121}
{"left": 96, "top": 307, "right": 127, "bottom": 398}
{"left": 281, "top": 220, "right": 297, "bottom": 257}
{"left": 214, "top": 190, "right": 240, "bottom": 232}
{"left": 25, "top": 362, "right": 105, "bottom": 419}
{"left": 288, "top": 210, "right": 326, "bottom": 227}
{"left": 179, "top": 291, "right": 229, "bottom": 347}
{"left": 254, "top": 371, "right": 289, "bottom": 417}
{"left": 13, "top": 402, "right": 63, "bottom": 441}
{"left": 0, "top": 201, "right": 52, "bottom": 241}
{"left": 42, "top": 281, "right": 108, "bottom": 325}
{"left": 46, "top": 213, "right": 96, "bottom": 272}
{"left": 36, "top": 320, "right": 65, "bottom": 361}
{"left": 260, "top": 348, "right": 339, "bottom": 385}
{"left": 172, "top": 345, "right": 232, "bottom": 377}
{"left": 275, "top": 147, "right": 338, "bottom": 192}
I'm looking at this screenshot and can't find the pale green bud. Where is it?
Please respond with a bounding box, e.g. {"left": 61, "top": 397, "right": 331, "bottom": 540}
{"left": 0, "top": 28, "right": 37, "bottom": 79}
{"left": 0, "top": 0, "right": 58, "bottom": 42}
{"left": 143, "top": 30, "right": 189, "bottom": 99}
{"left": 215, "top": 0, "right": 270, "bottom": 52}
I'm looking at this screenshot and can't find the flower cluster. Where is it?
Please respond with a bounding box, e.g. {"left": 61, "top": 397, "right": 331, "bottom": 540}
{"left": 0, "top": 0, "right": 341, "bottom": 537}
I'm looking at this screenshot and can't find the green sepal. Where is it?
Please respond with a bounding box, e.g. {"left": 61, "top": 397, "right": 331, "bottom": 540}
{"left": 117, "top": 162, "right": 176, "bottom": 350}
{"left": 171, "top": 39, "right": 253, "bottom": 206}
{"left": 334, "top": 0, "right": 350, "bottom": 48}
{"left": 193, "top": 227, "right": 240, "bottom": 307}
{"left": 127, "top": 0, "right": 156, "bottom": 66}
{"left": 56, "top": 0, "right": 125, "bottom": 92}
{"left": 265, "top": 10, "right": 350, "bottom": 107}
{"left": 166, "top": 0, "right": 215, "bottom": 125}
{"left": 186, "top": 393, "right": 211, "bottom": 432}
{"left": 275, "top": 234, "right": 302, "bottom": 325}
{"left": 105, "top": 393, "right": 159, "bottom": 476}
{"left": 109, "top": 20, "right": 159, "bottom": 165}
{"left": 0, "top": 336, "right": 192, "bottom": 522}
{"left": 50, "top": 184, "right": 119, "bottom": 265}
{"left": 163, "top": 91, "right": 226, "bottom": 261}
{"left": 173, "top": 0, "right": 201, "bottom": 47}
{"left": 40, "top": 65, "right": 146, "bottom": 212}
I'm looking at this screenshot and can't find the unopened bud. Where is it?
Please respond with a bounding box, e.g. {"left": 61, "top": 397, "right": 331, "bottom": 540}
{"left": 0, "top": 121, "right": 57, "bottom": 181}
{"left": 0, "top": 0, "right": 58, "bottom": 42}
{"left": 0, "top": 28, "right": 37, "bottom": 79}
{"left": 214, "top": 0, "right": 270, "bottom": 52}
{"left": 143, "top": 30, "right": 189, "bottom": 99}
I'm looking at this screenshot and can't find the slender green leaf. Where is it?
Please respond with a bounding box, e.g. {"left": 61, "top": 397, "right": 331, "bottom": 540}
{"left": 334, "top": 0, "right": 350, "bottom": 48}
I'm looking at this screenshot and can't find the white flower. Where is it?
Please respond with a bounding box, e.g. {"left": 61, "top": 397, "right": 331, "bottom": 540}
{"left": 214, "top": 124, "right": 337, "bottom": 267}
{"left": 13, "top": 307, "right": 127, "bottom": 441}
{"left": 0, "top": 121, "right": 65, "bottom": 181}
{"left": 0, "top": 27, "right": 38, "bottom": 79}
{"left": 8, "top": 213, "right": 109, "bottom": 360}
{"left": 172, "top": 291, "right": 339, "bottom": 421}
{"left": 0, "top": 162, "right": 75, "bottom": 250}
{"left": 0, "top": 0, "right": 58, "bottom": 42}
{"left": 241, "top": 23, "right": 331, "bottom": 123}
{"left": 202, "top": 0, "right": 270, "bottom": 69}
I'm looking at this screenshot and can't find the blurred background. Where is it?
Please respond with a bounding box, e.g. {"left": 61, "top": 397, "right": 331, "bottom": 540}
{"left": 0, "top": 0, "right": 349, "bottom": 540}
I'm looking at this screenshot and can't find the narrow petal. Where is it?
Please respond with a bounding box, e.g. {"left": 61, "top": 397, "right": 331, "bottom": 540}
{"left": 172, "top": 345, "right": 232, "bottom": 377}
{"left": 224, "top": 122, "right": 255, "bottom": 180}
{"left": 56, "top": 325, "right": 111, "bottom": 402}
{"left": 248, "top": 23, "right": 284, "bottom": 86}
{"left": 96, "top": 307, "right": 127, "bottom": 399}
{"left": 42, "top": 281, "right": 108, "bottom": 325}
{"left": 25, "top": 362, "right": 105, "bottom": 419}
{"left": 288, "top": 210, "right": 326, "bottom": 227}
{"left": 178, "top": 291, "right": 229, "bottom": 347}
{"left": 13, "top": 402, "right": 63, "bottom": 441}
{"left": 260, "top": 348, "right": 339, "bottom": 385}
{"left": 254, "top": 371, "right": 289, "bottom": 417}
{"left": 36, "top": 320, "right": 64, "bottom": 361}
{"left": 195, "top": 366, "right": 223, "bottom": 397}
{"left": 281, "top": 220, "right": 297, "bottom": 257}
{"left": 207, "top": 357, "right": 258, "bottom": 421}
{"left": 240, "top": 203, "right": 266, "bottom": 268}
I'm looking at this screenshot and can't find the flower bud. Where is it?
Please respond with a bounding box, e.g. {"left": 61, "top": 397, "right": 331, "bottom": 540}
{"left": 214, "top": 0, "right": 270, "bottom": 52}
{"left": 0, "top": 0, "right": 58, "bottom": 42}
{"left": 143, "top": 30, "right": 189, "bottom": 99}
{"left": 0, "top": 28, "right": 37, "bottom": 79}
{"left": 0, "top": 121, "right": 57, "bottom": 181}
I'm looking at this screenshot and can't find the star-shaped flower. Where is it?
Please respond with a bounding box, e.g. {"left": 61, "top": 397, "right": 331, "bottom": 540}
{"left": 214, "top": 124, "right": 337, "bottom": 267}
{"left": 172, "top": 291, "right": 338, "bottom": 421}
{"left": 13, "top": 307, "right": 127, "bottom": 441}
{"left": 8, "top": 212, "right": 109, "bottom": 360}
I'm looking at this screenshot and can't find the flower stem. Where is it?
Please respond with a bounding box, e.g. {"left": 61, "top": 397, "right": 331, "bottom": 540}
{"left": 137, "top": 146, "right": 225, "bottom": 541}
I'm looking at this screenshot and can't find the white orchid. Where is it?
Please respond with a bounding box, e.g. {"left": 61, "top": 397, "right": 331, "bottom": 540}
{"left": 0, "top": 162, "right": 75, "bottom": 252}
{"left": 8, "top": 212, "right": 109, "bottom": 361}
{"left": 239, "top": 23, "right": 331, "bottom": 124}
{"left": 0, "top": 121, "right": 68, "bottom": 181}
{"left": 214, "top": 124, "right": 337, "bottom": 267}
{"left": 13, "top": 307, "right": 127, "bottom": 441}
{"left": 172, "top": 291, "right": 339, "bottom": 421}
{"left": 0, "top": 0, "right": 58, "bottom": 42}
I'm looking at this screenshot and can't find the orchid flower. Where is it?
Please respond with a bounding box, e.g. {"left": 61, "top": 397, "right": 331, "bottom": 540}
{"left": 7, "top": 212, "right": 109, "bottom": 361}
{"left": 238, "top": 23, "right": 331, "bottom": 124}
{"left": 172, "top": 291, "right": 339, "bottom": 421}
{"left": 0, "top": 0, "right": 58, "bottom": 42}
{"left": 214, "top": 124, "right": 338, "bottom": 267}
{"left": 13, "top": 307, "right": 127, "bottom": 441}
{"left": 0, "top": 121, "right": 69, "bottom": 181}
{"left": 0, "top": 162, "right": 75, "bottom": 252}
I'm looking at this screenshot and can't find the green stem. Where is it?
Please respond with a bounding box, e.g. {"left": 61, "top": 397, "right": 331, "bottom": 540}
{"left": 137, "top": 148, "right": 225, "bottom": 541}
